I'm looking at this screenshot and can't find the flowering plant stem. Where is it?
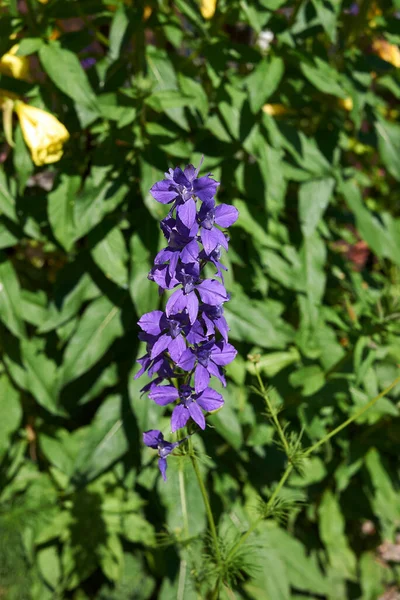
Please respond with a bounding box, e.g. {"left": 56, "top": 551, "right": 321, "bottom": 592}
{"left": 189, "top": 437, "right": 221, "bottom": 566}
{"left": 254, "top": 366, "right": 290, "bottom": 456}
{"left": 220, "top": 374, "right": 400, "bottom": 580}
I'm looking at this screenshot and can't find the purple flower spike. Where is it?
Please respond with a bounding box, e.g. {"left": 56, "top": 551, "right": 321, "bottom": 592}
{"left": 137, "top": 161, "right": 238, "bottom": 476}
{"left": 143, "top": 429, "right": 186, "bottom": 481}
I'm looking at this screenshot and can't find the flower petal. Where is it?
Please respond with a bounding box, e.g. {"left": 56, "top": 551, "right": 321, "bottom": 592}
{"left": 188, "top": 402, "right": 206, "bottom": 429}
{"left": 149, "top": 385, "right": 179, "bottom": 406}
{"left": 171, "top": 404, "right": 189, "bottom": 432}
{"left": 194, "top": 363, "right": 210, "bottom": 393}
{"left": 193, "top": 175, "right": 219, "bottom": 201}
{"left": 137, "top": 310, "right": 163, "bottom": 335}
{"left": 197, "top": 279, "right": 228, "bottom": 305}
{"left": 158, "top": 457, "right": 168, "bottom": 481}
{"left": 143, "top": 429, "right": 163, "bottom": 448}
{"left": 177, "top": 348, "right": 196, "bottom": 371}
{"left": 177, "top": 198, "right": 197, "bottom": 230}
{"left": 150, "top": 334, "right": 171, "bottom": 359}
{"left": 150, "top": 180, "right": 178, "bottom": 204}
{"left": 196, "top": 388, "right": 224, "bottom": 412}
{"left": 215, "top": 204, "right": 239, "bottom": 228}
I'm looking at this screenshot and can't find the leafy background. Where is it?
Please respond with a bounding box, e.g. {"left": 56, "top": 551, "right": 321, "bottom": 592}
{"left": 1, "top": 0, "right": 400, "bottom": 598}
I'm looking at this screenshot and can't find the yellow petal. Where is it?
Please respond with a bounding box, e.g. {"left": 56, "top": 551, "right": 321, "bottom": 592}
{"left": 201, "top": 0, "right": 217, "bottom": 19}
{"left": 262, "top": 104, "right": 288, "bottom": 116}
{"left": 14, "top": 101, "right": 70, "bottom": 167}
{"left": 0, "top": 44, "right": 30, "bottom": 81}
{"left": 372, "top": 40, "right": 400, "bottom": 68}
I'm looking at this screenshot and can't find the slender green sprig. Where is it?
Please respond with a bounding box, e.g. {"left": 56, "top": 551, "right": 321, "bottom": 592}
{"left": 223, "top": 374, "right": 400, "bottom": 571}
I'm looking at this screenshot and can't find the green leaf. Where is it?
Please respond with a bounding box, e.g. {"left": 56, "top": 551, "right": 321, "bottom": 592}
{"left": 61, "top": 296, "right": 124, "bottom": 386}
{"left": 0, "top": 170, "right": 17, "bottom": 223}
{"left": 13, "top": 124, "right": 33, "bottom": 194}
{"left": 225, "top": 292, "right": 295, "bottom": 348}
{"left": 157, "top": 455, "right": 207, "bottom": 537}
{"left": 21, "top": 338, "right": 64, "bottom": 416}
{"left": 319, "top": 490, "right": 357, "bottom": 579}
{"left": 16, "top": 38, "right": 43, "bottom": 56}
{"left": 301, "top": 58, "right": 347, "bottom": 98}
{"left": 48, "top": 174, "right": 80, "bottom": 252}
{"left": 71, "top": 395, "right": 128, "bottom": 484}
{"left": 38, "top": 546, "right": 61, "bottom": 589}
{"left": 108, "top": 5, "right": 129, "bottom": 62}
{"left": 122, "top": 514, "right": 155, "bottom": 546}
{"left": 290, "top": 365, "right": 325, "bottom": 396}
{"left": 0, "top": 251, "right": 26, "bottom": 338}
{"left": 90, "top": 224, "right": 129, "bottom": 289}
{"left": 0, "top": 374, "right": 22, "bottom": 459}
{"left": 365, "top": 447, "right": 400, "bottom": 540}
{"left": 39, "top": 42, "right": 100, "bottom": 126}
{"left": 375, "top": 115, "right": 400, "bottom": 181}
{"left": 246, "top": 57, "right": 284, "bottom": 113}
{"left": 299, "top": 177, "right": 335, "bottom": 237}
{"left": 129, "top": 232, "right": 160, "bottom": 316}
{"left": 74, "top": 173, "right": 129, "bottom": 239}
{"left": 265, "top": 524, "right": 328, "bottom": 595}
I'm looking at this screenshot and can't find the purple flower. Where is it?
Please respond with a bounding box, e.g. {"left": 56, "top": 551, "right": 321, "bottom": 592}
{"left": 143, "top": 429, "right": 186, "bottom": 480}
{"left": 148, "top": 385, "right": 224, "bottom": 431}
{"left": 150, "top": 164, "right": 219, "bottom": 206}
{"left": 137, "top": 161, "right": 239, "bottom": 476}
{"left": 177, "top": 339, "right": 237, "bottom": 393}
{"left": 138, "top": 310, "right": 188, "bottom": 361}
{"left": 197, "top": 200, "right": 239, "bottom": 255}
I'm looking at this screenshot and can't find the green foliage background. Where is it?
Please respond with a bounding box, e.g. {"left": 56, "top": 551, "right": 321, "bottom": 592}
{"left": 1, "top": 0, "right": 400, "bottom": 598}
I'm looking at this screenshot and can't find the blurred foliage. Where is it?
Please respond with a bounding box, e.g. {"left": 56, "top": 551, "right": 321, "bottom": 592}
{"left": 0, "top": 0, "right": 400, "bottom": 598}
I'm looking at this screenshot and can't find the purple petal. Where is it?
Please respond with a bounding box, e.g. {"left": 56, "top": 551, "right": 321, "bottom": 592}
{"left": 135, "top": 355, "right": 151, "bottom": 379}
{"left": 196, "top": 388, "right": 224, "bottom": 412}
{"left": 215, "top": 316, "right": 229, "bottom": 342}
{"left": 177, "top": 348, "right": 196, "bottom": 371}
{"left": 143, "top": 429, "right": 163, "bottom": 449}
{"left": 171, "top": 404, "right": 189, "bottom": 432}
{"left": 211, "top": 342, "right": 237, "bottom": 366}
{"left": 149, "top": 385, "right": 179, "bottom": 406}
{"left": 201, "top": 228, "right": 220, "bottom": 255}
{"left": 166, "top": 288, "right": 187, "bottom": 317}
{"left": 196, "top": 280, "right": 228, "bottom": 305}
{"left": 180, "top": 240, "right": 199, "bottom": 264}
{"left": 150, "top": 180, "right": 178, "bottom": 204}
{"left": 194, "top": 364, "right": 210, "bottom": 393}
{"left": 208, "top": 361, "right": 226, "bottom": 386}
{"left": 169, "top": 334, "right": 186, "bottom": 363}
{"left": 184, "top": 164, "right": 196, "bottom": 181}
{"left": 177, "top": 198, "right": 197, "bottom": 230}
{"left": 202, "top": 313, "right": 215, "bottom": 337}
{"left": 186, "top": 291, "right": 199, "bottom": 324}
{"left": 215, "top": 204, "right": 239, "bottom": 228}
{"left": 138, "top": 311, "right": 163, "bottom": 335}
{"left": 151, "top": 264, "right": 177, "bottom": 290}
{"left": 173, "top": 167, "right": 190, "bottom": 187}
{"left": 154, "top": 248, "right": 174, "bottom": 264}
{"left": 158, "top": 457, "right": 168, "bottom": 481}
{"left": 193, "top": 176, "right": 219, "bottom": 201}
{"left": 188, "top": 402, "right": 206, "bottom": 430}
{"left": 150, "top": 334, "right": 171, "bottom": 359}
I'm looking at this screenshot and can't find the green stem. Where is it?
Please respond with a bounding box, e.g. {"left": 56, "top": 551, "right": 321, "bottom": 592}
{"left": 226, "top": 375, "right": 400, "bottom": 562}
{"left": 254, "top": 365, "right": 290, "bottom": 457}
{"left": 304, "top": 375, "right": 400, "bottom": 457}
{"left": 189, "top": 438, "right": 221, "bottom": 564}
{"left": 179, "top": 458, "right": 189, "bottom": 538}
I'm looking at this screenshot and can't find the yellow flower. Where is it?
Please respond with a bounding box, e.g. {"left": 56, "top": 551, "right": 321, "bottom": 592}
{"left": 338, "top": 97, "right": 353, "bottom": 111}
{"left": 262, "top": 103, "right": 289, "bottom": 116}
{"left": 372, "top": 39, "right": 400, "bottom": 68}
{"left": 200, "top": 0, "right": 217, "bottom": 19}
{"left": 14, "top": 101, "right": 70, "bottom": 166}
{"left": 0, "top": 44, "right": 30, "bottom": 81}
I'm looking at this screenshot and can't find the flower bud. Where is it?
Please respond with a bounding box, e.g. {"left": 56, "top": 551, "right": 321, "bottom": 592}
{"left": 14, "top": 101, "right": 70, "bottom": 166}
